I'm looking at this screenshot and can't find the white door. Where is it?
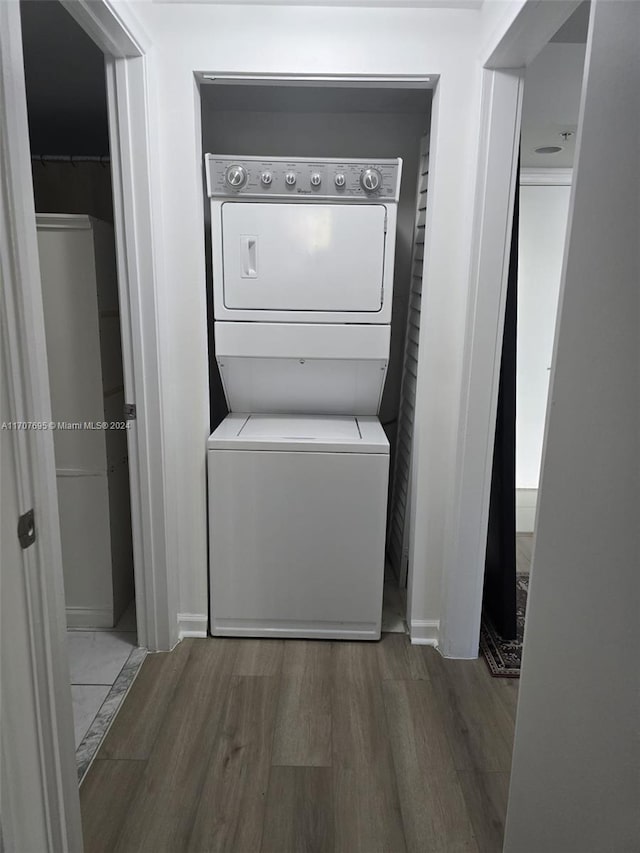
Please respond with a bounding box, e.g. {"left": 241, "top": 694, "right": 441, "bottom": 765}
{"left": 221, "top": 202, "right": 386, "bottom": 311}
{"left": 1, "top": 335, "right": 52, "bottom": 853}
{"left": 504, "top": 2, "right": 640, "bottom": 850}
{"left": 0, "top": 3, "right": 83, "bottom": 849}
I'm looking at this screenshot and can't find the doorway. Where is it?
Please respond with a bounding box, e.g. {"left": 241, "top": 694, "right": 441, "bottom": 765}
{"left": 20, "top": 0, "right": 143, "bottom": 779}
{"left": 1, "top": 0, "right": 171, "bottom": 845}
{"left": 479, "top": 5, "right": 588, "bottom": 673}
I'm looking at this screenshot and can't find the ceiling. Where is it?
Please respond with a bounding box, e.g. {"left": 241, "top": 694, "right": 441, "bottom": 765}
{"left": 20, "top": 0, "right": 587, "bottom": 169}
{"left": 20, "top": 0, "right": 109, "bottom": 156}
{"left": 521, "top": 3, "right": 589, "bottom": 169}
{"left": 153, "top": 0, "right": 481, "bottom": 6}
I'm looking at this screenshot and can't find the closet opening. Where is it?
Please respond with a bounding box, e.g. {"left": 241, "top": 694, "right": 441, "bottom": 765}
{"left": 20, "top": 0, "right": 140, "bottom": 780}
{"left": 198, "top": 76, "right": 434, "bottom": 635}
{"left": 479, "top": 3, "right": 588, "bottom": 676}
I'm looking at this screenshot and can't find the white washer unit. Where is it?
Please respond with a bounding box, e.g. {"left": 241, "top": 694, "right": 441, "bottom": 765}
{"left": 208, "top": 415, "right": 389, "bottom": 640}
{"left": 206, "top": 155, "right": 402, "bottom": 640}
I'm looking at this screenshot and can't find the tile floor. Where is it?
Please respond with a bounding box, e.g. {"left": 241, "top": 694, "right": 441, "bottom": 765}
{"left": 516, "top": 532, "right": 534, "bottom": 574}
{"left": 382, "top": 579, "right": 406, "bottom": 633}
{"left": 67, "top": 601, "right": 146, "bottom": 781}
{"left": 67, "top": 601, "right": 137, "bottom": 747}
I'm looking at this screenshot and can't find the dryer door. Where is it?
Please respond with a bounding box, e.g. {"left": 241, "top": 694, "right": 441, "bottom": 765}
{"left": 221, "top": 202, "right": 386, "bottom": 312}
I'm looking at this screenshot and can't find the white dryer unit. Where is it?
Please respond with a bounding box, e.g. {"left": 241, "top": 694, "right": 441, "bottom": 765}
{"left": 207, "top": 155, "right": 402, "bottom": 416}
{"left": 207, "top": 155, "right": 400, "bottom": 325}
{"left": 206, "top": 155, "right": 402, "bottom": 640}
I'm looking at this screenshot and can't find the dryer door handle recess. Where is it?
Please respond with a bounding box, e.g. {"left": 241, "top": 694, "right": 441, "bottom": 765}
{"left": 241, "top": 235, "right": 258, "bottom": 278}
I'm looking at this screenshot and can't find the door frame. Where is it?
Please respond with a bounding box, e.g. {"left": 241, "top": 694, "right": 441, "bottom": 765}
{"left": 59, "top": 1, "right": 177, "bottom": 653}
{"left": 438, "top": 0, "right": 583, "bottom": 657}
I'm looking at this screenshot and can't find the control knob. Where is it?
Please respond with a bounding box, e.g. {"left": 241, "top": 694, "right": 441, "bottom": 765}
{"left": 261, "top": 171, "right": 273, "bottom": 186}
{"left": 310, "top": 173, "right": 322, "bottom": 187}
{"left": 285, "top": 172, "right": 296, "bottom": 186}
{"left": 225, "top": 164, "right": 247, "bottom": 189}
{"left": 360, "top": 168, "right": 382, "bottom": 193}
{"left": 334, "top": 174, "right": 346, "bottom": 188}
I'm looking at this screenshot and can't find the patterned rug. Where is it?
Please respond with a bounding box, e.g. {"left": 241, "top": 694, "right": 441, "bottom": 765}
{"left": 480, "top": 574, "right": 529, "bottom": 678}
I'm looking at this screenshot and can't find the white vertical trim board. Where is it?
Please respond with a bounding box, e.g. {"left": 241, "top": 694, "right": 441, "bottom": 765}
{"left": 440, "top": 68, "right": 524, "bottom": 659}
{"left": 105, "top": 55, "right": 178, "bottom": 652}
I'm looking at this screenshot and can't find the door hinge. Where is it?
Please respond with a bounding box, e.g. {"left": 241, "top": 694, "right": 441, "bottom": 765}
{"left": 18, "top": 509, "right": 36, "bottom": 549}
{"left": 124, "top": 403, "right": 137, "bottom": 421}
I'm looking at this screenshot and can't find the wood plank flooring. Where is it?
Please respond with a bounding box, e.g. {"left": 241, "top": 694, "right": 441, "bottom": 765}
{"left": 81, "top": 635, "right": 518, "bottom": 853}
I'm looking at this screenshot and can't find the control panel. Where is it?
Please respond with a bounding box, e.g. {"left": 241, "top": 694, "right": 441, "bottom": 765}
{"left": 205, "top": 155, "right": 402, "bottom": 201}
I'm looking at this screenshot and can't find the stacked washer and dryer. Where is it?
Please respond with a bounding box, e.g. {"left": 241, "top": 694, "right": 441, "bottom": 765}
{"left": 205, "top": 155, "right": 402, "bottom": 640}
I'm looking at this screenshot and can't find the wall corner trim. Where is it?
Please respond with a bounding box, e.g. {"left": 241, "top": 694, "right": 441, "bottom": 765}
{"left": 409, "top": 619, "right": 439, "bottom": 646}
{"left": 178, "top": 613, "right": 208, "bottom": 639}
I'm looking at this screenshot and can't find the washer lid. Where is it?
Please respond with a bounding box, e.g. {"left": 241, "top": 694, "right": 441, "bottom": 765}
{"left": 207, "top": 414, "right": 389, "bottom": 454}
{"left": 241, "top": 414, "right": 360, "bottom": 442}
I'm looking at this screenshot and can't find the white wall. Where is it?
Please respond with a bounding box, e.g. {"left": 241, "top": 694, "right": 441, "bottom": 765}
{"left": 505, "top": 1, "right": 640, "bottom": 848}
{"left": 516, "top": 184, "right": 569, "bottom": 490}
{"left": 131, "top": 2, "right": 485, "bottom": 637}
{"left": 521, "top": 42, "right": 586, "bottom": 168}
{"left": 479, "top": 0, "right": 528, "bottom": 60}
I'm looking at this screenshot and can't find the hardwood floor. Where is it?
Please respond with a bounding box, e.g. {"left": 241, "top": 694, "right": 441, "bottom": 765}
{"left": 81, "top": 635, "right": 518, "bottom": 853}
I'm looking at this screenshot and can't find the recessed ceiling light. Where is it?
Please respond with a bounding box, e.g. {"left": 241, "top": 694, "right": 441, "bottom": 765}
{"left": 535, "top": 146, "right": 563, "bottom": 154}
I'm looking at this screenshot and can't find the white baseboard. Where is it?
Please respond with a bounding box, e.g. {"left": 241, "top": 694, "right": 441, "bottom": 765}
{"left": 211, "top": 617, "right": 380, "bottom": 640}
{"left": 516, "top": 488, "right": 538, "bottom": 533}
{"left": 178, "top": 613, "right": 208, "bottom": 639}
{"left": 409, "top": 619, "right": 439, "bottom": 646}
{"left": 66, "top": 607, "right": 113, "bottom": 629}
